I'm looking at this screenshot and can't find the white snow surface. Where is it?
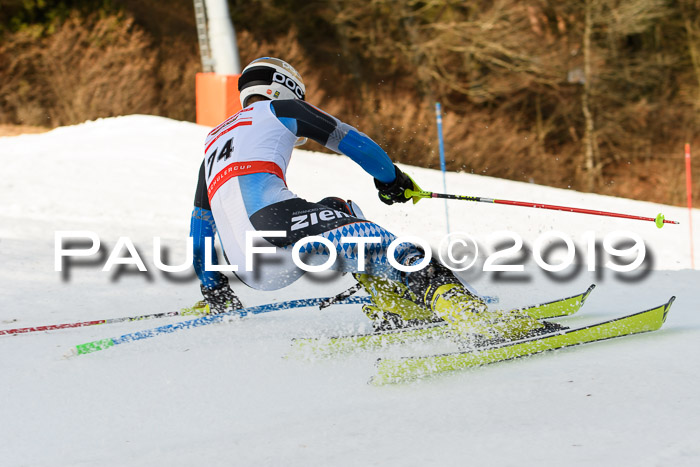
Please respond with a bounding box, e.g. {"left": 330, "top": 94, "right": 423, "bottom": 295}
{"left": 1, "top": 115, "right": 699, "bottom": 466}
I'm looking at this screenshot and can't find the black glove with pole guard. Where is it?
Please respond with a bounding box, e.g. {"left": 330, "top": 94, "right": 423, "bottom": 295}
{"left": 200, "top": 276, "right": 243, "bottom": 314}
{"left": 374, "top": 165, "right": 418, "bottom": 205}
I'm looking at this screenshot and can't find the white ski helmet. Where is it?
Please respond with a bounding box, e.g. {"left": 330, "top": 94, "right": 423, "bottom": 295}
{"left": 237, "top": 57, "right": 306, "bottom": 108}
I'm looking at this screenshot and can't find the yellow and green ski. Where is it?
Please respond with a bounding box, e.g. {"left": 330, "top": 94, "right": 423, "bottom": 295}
{"left": 289, "top": 284, "right": 595, "bottom": 358}
{"left": 372, "top": 296, "right": 674, "bottom": 385}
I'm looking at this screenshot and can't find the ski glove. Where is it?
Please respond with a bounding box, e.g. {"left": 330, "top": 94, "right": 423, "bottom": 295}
{"left": 200, "top": 278, "right": 243, "bottom": 314}
{"left": 374, "top": 165, "right": 417, "bottom": 205}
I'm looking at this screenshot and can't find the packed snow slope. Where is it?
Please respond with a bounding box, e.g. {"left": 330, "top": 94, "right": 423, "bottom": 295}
{"left": 1, "top": 115, "right": 699, "bottom": 467}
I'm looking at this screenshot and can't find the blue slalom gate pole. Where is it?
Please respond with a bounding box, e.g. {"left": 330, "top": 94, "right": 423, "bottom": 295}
{"left": 435, "top": 102, "right": 450, "bottom": 233}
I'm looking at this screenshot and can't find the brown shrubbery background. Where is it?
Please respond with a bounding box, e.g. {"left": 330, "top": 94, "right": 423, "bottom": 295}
{"left": 1, "top": 0, "right": 698, "bottom": 206}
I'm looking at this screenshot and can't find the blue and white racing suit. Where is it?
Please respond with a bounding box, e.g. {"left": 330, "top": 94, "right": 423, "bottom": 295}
{"left": 190, "top": 99, "right": 424, "bottom": 291}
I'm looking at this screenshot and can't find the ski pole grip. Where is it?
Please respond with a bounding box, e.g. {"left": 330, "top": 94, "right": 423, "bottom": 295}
{"left": 405, "top": 189, "right": 432, "bottom": 203}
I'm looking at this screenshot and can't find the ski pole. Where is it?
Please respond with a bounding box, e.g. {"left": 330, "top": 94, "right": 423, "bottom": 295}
{"left": 70, "top": 295, "right": 373, "bottom": 356}
{"left": 405, "top": 189, "right": 679, "bottom": 228}
{"left": 4, "top": 284, "right": 389, "bottom": 337}
{"left": 0, "top": 304, "right": 212, "bottom": 336}
{"left": 3, "top": 286, "right": 499, "bottom": 338}
{"left": 1, "top": 281, "right": 376, "bottom": 336}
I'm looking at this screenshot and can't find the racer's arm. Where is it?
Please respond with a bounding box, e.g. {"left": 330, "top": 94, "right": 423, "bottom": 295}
{"left": 270, "top": 99, "right": 418, "bottom": 204}
{"left": 269, "top": 99, "right": 396, "bottom": 183}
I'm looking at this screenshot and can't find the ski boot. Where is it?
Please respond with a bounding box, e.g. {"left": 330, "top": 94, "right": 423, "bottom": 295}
{"left": 428, "top": 283, "right": 552, "bottom": 345}
{"left": 199, "top": 282, "right": 243, "bottom": 314}
{"left": 354, "top": 274, "right": 443, "bottom": 332}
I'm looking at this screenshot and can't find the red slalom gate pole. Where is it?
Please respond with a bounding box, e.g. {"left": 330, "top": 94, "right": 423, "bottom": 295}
{"left": 686, "top": 143, "right": 695, "bottom": 269}
{"left": 406, "top": 189, "right": 679, "bottom": 228}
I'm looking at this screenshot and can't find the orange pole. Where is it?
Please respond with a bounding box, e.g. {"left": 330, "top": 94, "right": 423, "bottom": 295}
{"left": 196, "top": 73, "right": 241, "bottom": 127}
{"left": 686, "top": 143, "right": 695, "bottom": 269}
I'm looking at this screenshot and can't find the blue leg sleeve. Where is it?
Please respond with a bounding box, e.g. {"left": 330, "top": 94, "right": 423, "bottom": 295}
{"left": 190, "top": 207, "right": 227, "bottom": 289}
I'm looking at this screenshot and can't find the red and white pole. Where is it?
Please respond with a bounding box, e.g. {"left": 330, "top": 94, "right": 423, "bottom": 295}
{"left": 686, "top": 143, "right": 695, "bottom": 269}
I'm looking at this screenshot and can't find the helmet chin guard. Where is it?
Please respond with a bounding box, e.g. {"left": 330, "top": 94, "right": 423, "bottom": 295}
{"left": 238, "top": 57, "right": 306, "bottom": 107}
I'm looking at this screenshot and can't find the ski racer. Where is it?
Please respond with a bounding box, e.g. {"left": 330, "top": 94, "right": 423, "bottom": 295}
{"left": 190, "top": 56, "right": 545, "bottom": 342}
